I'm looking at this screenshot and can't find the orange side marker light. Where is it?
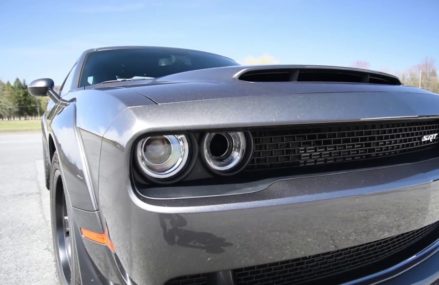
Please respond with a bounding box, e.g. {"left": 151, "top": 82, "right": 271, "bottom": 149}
{"left": 81, "top": 228, "right": 116, "bottom": 252}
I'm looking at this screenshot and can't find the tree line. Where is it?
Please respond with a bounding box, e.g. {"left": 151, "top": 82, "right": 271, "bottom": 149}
{"left": 353, "top": 58, "right": 439, "bottom": 93}
{"left": 0, "top": 79, "right": 48, "bottom": 119}
{"left": 399, "top": 58, "right": 439, "bottom": 93}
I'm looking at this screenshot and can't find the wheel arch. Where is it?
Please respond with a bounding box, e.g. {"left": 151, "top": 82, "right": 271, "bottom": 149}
{"left": 48, "top": 134, "right": 56, "bottom": 162}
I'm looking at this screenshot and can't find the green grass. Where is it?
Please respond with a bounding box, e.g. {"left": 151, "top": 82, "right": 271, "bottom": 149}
{"left": 0, "top": 119, "right": 41, "bottom": 132}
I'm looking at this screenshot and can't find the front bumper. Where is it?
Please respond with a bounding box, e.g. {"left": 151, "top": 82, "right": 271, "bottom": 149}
{"left": 96, "top": 135, "right": 439, "bottom": 284}
{"left": 352, "top": 238, "right": 439, "bottom": 285}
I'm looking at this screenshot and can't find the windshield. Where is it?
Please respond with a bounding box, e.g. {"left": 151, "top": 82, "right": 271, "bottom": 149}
{"left": 79, "top": 48, "right": 237, "bottom": 87}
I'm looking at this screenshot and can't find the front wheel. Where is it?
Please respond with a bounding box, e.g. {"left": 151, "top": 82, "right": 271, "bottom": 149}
{"left": 50, "top": 152, "right": 81, "bottom": 284}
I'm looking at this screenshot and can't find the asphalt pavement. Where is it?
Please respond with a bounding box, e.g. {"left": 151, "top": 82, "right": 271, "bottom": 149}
{"left": 0, "top": 132, "right": 58, "bottom": 284}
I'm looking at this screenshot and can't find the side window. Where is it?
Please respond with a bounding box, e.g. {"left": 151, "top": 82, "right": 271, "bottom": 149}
{"left": 59, "top": 63, "right": 77, "bottom": 97}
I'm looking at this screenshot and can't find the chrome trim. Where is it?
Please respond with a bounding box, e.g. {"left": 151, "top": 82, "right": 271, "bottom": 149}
{"left": 136, "top": 135, "right": 189, "bottom": 179}
{"left": 202, "top": 132, "right": 246, "bottom": 172}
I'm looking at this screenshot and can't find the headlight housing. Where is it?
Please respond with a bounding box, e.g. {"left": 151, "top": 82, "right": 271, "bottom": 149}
{"left": 201, "top": 131, "right": 252, "bottom": 175}
{"left": 135, "top": 134, "right": 190, "bottom": 180}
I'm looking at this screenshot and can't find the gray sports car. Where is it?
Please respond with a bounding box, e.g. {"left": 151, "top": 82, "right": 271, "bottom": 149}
{"left": 29, "top": 46, "right": 439, "bottom": 285}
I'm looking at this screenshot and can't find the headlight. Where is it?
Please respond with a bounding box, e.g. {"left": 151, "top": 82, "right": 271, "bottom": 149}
{"left": 201, "top": 131, "right": 250, "bottom": 174}
{"left": 136, "top": 135, "right": 189, "bottom": 180}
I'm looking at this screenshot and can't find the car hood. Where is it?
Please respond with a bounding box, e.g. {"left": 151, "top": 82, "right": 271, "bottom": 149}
{"left": 100, "top": 65, "right": 431, "bottom": 105}
{"left": 94, "top": 65, "right": 439, "bottom": 140}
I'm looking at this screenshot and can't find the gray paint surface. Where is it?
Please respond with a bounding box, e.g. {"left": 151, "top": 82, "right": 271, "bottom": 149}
{"left": 0, "top": 132, "right": 57, "bottom": 284}
{"left": 37, "top": 47, "right": 439, "bottom": 284}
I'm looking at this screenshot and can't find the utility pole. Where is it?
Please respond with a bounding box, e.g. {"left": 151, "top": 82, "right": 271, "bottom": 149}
{"left": 419, "top": 69, "right": 422, "bottom": 88}
{"left": 36, "top": 99, "right": 40, "bottom": 118}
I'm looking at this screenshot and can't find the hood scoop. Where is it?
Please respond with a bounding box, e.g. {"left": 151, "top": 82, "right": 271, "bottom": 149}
{"left": 237, "top": 67, "right": 401, "bottom": 85}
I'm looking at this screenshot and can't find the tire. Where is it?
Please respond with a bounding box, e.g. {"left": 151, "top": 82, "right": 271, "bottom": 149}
{"left": 50, "top": 151, "right": 81, "bottom": 285}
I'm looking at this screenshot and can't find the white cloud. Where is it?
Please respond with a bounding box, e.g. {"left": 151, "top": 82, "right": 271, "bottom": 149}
{"left": 242, "top": 54, "right": 280, "bottom": 65}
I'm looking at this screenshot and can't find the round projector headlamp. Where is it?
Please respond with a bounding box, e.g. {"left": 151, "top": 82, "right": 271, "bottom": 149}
{"left": 202, "top": 131, "right": 248, "bottom": 174}
{"left": 136, "top": 135, "right": 189, "bottom": 179}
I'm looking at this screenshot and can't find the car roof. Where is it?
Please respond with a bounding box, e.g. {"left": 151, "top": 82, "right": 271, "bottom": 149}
{"left": 80, "top": 46, "right": 236, "bottom": 62}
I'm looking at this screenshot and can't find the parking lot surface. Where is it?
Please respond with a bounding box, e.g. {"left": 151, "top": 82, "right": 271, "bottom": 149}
{"left": 0, "top": 132, "right": 58, "bottom": 284}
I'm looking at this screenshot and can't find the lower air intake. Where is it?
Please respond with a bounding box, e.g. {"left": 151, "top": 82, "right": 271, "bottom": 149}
{"left": 166, "top": 221, "right": 439, "bottom": 285}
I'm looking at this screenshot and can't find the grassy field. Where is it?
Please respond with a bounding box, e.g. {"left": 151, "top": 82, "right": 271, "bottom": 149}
{"left": 0, "top": 120, "right": 41, "bottom": 132}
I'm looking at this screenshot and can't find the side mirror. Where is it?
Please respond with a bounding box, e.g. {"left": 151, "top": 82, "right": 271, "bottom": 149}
{"left": 28, "top": 78, "right": 54, "bottom": 97}
{"left": 28, "top": 78, "right": 65, "bottom": 103}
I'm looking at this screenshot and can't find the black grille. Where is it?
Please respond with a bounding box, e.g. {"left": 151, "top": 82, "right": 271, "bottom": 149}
{"left": 248, "top": 119, "right": 439, "bottom": 170}
{"left": 165, "top": 274, "right": 209, "bottom": 285}
{"left": 166, "top": 222, "right": 439, "bottom": 285}
{"left": 233, "top": 222, "right": 438, "bottom": 285}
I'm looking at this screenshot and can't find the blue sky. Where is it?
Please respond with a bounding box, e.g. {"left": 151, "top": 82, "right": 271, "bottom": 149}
{"left": 0, "top": 0, "right": 438, "bottom": 84}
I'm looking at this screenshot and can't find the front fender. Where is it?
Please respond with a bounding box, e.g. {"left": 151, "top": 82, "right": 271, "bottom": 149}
{"left": 50, "top": 102, "right": 99, "bottom": 211}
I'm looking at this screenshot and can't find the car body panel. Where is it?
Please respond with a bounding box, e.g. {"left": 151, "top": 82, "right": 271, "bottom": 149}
{"left": 37, "top": 47, "right": 439, "bottom": 284}
{"left": 98, "top": 137, "right": 439, "bottom": 284}
{"left": 102, "top": 89, "right": 439, "bottom": 147}
{"left": 378, "top": 251, "right": 439, "bottom": 285}
{"left": 49, "top": 103, "right": 97, "bottom": 210}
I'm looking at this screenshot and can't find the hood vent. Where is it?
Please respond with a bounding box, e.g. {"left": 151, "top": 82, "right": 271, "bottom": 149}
{"left": 238, "top": 68, "right": 401, "bottom": 85}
